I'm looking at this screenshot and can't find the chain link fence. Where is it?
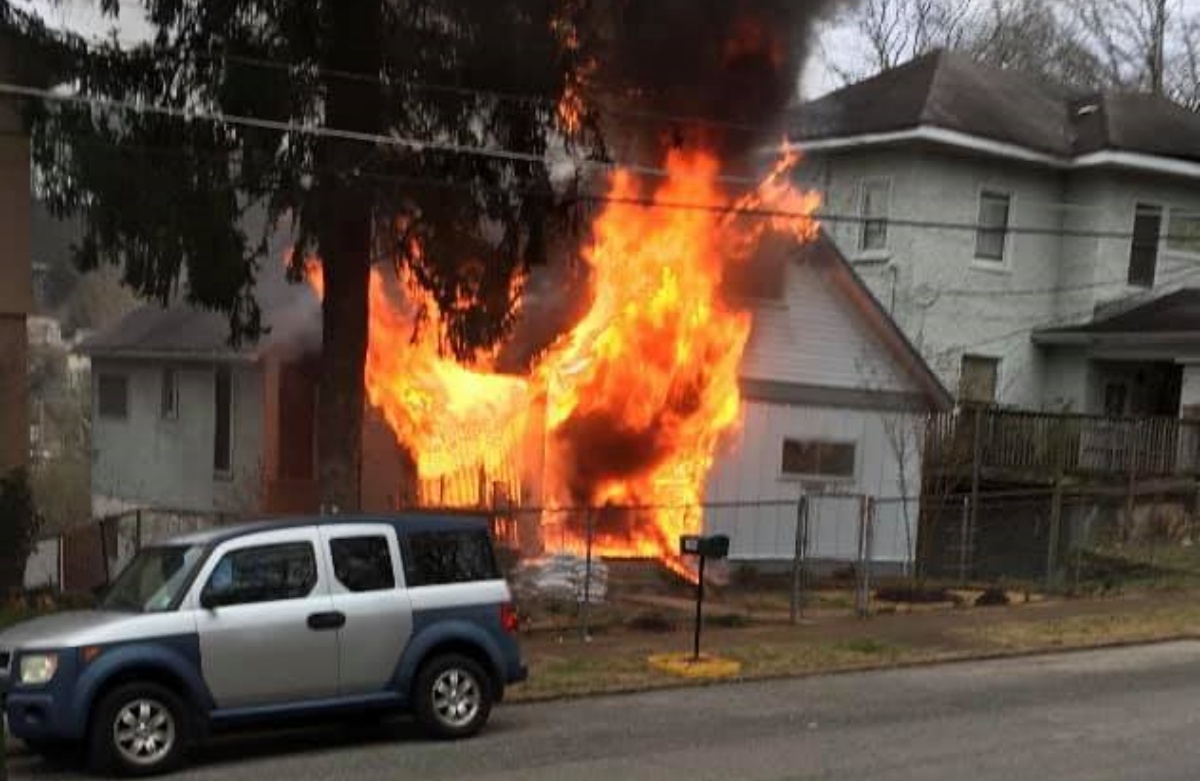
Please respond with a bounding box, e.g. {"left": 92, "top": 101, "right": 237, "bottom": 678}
{"left": 23, "top": 483, "right": 1200, "bottom": 630}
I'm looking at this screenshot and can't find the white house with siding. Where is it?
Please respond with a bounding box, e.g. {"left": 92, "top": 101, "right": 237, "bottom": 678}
{"left": 788, "top": 50, "right": 1200, "bottom": 418}
{"left": 704, "top": 233, "right": 951, "bottom": 567}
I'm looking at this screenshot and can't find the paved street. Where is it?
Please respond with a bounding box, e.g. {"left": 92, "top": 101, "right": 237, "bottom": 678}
{"left": 13, "top": 641, "right": 1200, "bottom": 781}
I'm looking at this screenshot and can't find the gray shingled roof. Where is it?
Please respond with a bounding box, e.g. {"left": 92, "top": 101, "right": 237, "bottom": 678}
{"left": 790, "top": 50, "right": 1200, "bottom": 163}
{"left": 1037, "top": 289, "right": 1200, "bottom": 336}
{"left": 78, "top": 217, "right": 320, "bottom": 361}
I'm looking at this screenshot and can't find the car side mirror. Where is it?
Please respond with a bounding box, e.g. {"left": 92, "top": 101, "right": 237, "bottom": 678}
{"left": 200, "top": 588, "right": 228, "bottom": 610}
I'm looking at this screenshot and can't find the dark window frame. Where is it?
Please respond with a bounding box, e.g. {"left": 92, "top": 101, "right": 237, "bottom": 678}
{"left": 959, "top": 354, "right": 1000, "bottom": 404}
{"left": 201, "top": 541, "right": 318, "bottom": 607}
{"left": 780, "top": 439, "right": 858, "bottom": 480}
{"left": 330, "top": 535, "right": 397, "bottom": 593}
{"left": 401, "top": 530, "right": 499, "bottom": 588}
{"left": 97, "top": 373, "right": 129, "bottom": 420}
{"left": 974, "top": 190, "right": 1012, "bottom": 262}
{"left": 858, "top": 177, "right": 891, "bottom": 253}
{"left": 1129, "top": 203, "right": 1163, "bottom": 288}
{"left": 160, "top": 367, "right": 178, "bottom": 420}
{"left": 213, "top": 366, "right": 233, "bottom": 475}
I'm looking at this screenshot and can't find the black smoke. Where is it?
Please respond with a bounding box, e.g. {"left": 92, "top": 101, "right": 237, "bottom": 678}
{"left": 579, "top": 0, "right": 847, "bottom": 160}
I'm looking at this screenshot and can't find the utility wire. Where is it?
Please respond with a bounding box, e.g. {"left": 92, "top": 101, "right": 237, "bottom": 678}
{"left": 929, "top": 263, "right": 1200, "bottom": 357}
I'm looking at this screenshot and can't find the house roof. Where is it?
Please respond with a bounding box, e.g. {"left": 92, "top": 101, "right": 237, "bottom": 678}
{"left": 797, "top": 231, "right": 953, "bottom": 410}
{"left": 1035, "top": 289, "right": 1200, "bottom": 344}
{"left": 789, "top": 50, "right": 1200, "bottom": 166}
{"left": 77, "top": 214, "right": 321, "bottom": 362}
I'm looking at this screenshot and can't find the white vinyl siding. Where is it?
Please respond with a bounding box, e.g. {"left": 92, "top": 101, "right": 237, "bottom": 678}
{"left": 738, "top": 261, "right": 916, "bottom": 394}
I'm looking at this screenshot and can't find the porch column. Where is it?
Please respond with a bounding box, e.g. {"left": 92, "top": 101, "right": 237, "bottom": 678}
{"left": 1180, "top": 363, "right": 1200, "bottom": 420}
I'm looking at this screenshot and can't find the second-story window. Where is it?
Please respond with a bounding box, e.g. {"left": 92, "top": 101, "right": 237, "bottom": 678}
{"left": 974, "top": 190, "right": 1011, "bottom": 262}
{"left": 1167, "top": 208, "right": 1200, "bottom": 255}
{"left": 1128, "top": 203, "right": 1163, "bottom": 288}
{"left": 858, "top": 178, "right": 890, "bottom": 253}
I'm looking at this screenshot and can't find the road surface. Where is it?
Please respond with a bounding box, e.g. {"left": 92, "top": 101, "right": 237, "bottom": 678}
{"left": 12, "top": 641, "right": 1200, "bottom": 781}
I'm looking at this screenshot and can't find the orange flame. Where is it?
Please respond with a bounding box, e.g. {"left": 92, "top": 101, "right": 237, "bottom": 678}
{"left": 304, "top": 143, "right": 819, "bottom": 577}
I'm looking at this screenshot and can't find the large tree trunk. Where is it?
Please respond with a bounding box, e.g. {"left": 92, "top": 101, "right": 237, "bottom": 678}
{"left": 315, "top": 0, "right": 382, "bottom": 512}
{"left": 315, "top": 218, "right": 371, "bottom": 512}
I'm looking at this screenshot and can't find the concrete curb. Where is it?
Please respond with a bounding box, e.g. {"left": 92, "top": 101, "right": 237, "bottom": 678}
{"left": 508, "top": 633, "right": 1200, "bottom": 705}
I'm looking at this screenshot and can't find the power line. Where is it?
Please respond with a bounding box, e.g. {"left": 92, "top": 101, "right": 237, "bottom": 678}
{"left": 45, "top": 23, "right": 767, "bottom": 135}
{"left": 10, "top": 80, "right": 1200, "bottom": 245}
{"left": 0, "top": 79, "right": 778, "bottom": 188}
{"left": 933, "top": 261, "right": 1200, "bottom": 299}
{"left": 929, "top": 263, "right": 1200, "bottom": 357}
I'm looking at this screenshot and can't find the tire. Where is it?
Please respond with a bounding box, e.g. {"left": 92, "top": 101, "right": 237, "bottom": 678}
{"left": 413, "top": 654, "right": 494, "bottom": 740}
{"left": 87, "top": 682, "right": 190, "bottom": 777}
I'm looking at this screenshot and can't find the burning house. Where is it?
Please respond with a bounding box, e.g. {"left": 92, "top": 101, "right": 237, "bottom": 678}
{"left": 78, "top": 1, "right": 949, "bottom": 577}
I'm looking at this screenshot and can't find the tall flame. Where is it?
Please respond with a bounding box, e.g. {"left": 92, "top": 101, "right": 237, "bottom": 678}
{"left": 305, "top": 144, "right": 819, "bottom": 576}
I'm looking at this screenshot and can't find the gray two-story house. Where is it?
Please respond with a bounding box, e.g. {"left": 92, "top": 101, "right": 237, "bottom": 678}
{"left": 789, "top": 50, "right": 1200, "bottom": 420}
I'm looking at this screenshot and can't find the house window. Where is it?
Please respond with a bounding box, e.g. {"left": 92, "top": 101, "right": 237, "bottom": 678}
{"left": 214, "top": 366, "right": 233, "bottom": 474}
{"left": 160, "top": 367, "right": 178, "bottom": 420}
{"left": 780, "top": 439, "right": 857, "bottom": 479}
{"left": 858, "top": 178, "right": 890, "bottom": 253}
{"left": 959, "top": 355, "right": 999, "bottom": 404}
{"left": 97, "top": 373, "right": 129, "bottom": 420}
{"left": 1128, "top": 203, "right": 1163, "bottom": 287}
{"left": 974, "top": 190, "right": 1011, "bottom": 262}
{"left": 1167, "top": 209, "right": 1200, "bottom": 255}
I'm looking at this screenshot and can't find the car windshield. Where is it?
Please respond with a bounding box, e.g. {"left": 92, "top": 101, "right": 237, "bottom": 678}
{"left": 101, "top": 545, "right": 207, "bottom": 613}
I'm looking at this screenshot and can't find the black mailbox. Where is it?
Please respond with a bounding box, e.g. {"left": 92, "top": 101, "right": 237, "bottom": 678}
{"left": 680, "top": 534, "right": 730, "bottom": 560}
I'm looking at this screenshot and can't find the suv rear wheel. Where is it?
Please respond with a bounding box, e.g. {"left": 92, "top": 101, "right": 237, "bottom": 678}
{"left": 88, "top": 682, "right": 189, "bottom": 777}
{"left": 414, "top": 654, "right": 494, "bottom": 740}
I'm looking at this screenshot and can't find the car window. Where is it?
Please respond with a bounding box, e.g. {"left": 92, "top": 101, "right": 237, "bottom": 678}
{"left": 330, "top": 535, "right": 396, "bottom": 592}
{"left": 403, "top": 530, "right": 498, "bottom": 587}
{"left": 202, "top": 542, "right": 317, "bottom": 607}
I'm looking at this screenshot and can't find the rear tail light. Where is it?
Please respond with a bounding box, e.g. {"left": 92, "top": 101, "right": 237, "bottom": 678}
{"left": 500, "top": 602, "right": 520, "bottom": 634}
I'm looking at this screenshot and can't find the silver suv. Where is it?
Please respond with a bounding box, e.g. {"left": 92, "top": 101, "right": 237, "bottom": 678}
{"left": 0, "top": 513, "right": 526, "bottom": 776}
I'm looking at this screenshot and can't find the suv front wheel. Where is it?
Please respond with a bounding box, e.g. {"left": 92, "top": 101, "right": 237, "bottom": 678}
{"left": 88, "top": 682, "right": 189, "bottom": 777}
{"left": 414, "top": 654, "right": 494, "bottom": 740}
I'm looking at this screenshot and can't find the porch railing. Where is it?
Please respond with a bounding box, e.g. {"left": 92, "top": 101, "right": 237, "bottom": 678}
{"left": 926, "top": 407, "right": 1200, "bottom": 479}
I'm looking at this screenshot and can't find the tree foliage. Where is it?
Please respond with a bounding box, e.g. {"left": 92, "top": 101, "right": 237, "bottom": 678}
{"left": 0, "top": 467, "right": 39, "bottom": 595}
{"left": 18, "top": 0, "right": 604, "bottom": 507}
{"left": 828, "top": 0, "right": 1200, "bottom": 105}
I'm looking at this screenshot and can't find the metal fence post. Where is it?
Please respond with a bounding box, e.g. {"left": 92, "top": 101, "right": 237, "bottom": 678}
{"left": 790, "top": 495, "right": 809, "bottom": 625}
{"left": 98, "top": 516, "right": 111, "bottom": 586}
{"left": 856, "top": 496, "right": 875, "bottom": 619}
{"left": 958, "top": 495, "right": 970, "bottom": 584}
{"left": 135, "top": 509, "right": 143, "bottom": 553}
{"left": 580, "top": 507, "right": 594, "bottom": 643}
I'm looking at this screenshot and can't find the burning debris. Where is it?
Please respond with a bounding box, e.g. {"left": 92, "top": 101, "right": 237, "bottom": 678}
{"left": 305, "top": 2, "right": 832, "bottom": 576}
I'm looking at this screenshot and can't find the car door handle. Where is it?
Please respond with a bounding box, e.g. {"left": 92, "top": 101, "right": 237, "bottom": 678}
{"left": 307, "top": 611, "right": 346, "bottom": 631}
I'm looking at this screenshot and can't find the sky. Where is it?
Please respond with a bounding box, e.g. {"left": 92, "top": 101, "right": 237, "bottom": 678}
{"left": 15, "top": 0, "right": 1200, "bottom": 104}
{"left": 17, "top": 0, "right": 852, "bottom": 100}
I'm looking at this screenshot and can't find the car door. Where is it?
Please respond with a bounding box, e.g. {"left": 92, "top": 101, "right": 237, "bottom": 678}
{"left": 185, "top": 526, "right": 340, "bottom": 708}
{"left": 320, "top": 523, "right": 413, "bottom": 696}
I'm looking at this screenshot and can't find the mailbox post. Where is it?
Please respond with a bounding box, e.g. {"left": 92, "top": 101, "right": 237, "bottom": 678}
{"left": 680, "top": 534, "right": 730, "bottom": 661}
